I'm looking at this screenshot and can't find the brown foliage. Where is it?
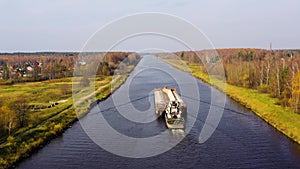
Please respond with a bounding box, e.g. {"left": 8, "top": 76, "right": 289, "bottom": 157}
{"left": 159, "top": 48, "right": 300, "bottom": 113}
{"left": 0, "top": 52, "right": 141, "bottom": 83}
{"left": 80, "top": 76, "right": 90, "bottom": 87}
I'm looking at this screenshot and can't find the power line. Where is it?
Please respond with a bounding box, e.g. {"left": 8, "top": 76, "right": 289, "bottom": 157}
{"left": 181, "top": 94, "right": 251, "bottom": 117}
{"left": 88, "top": 93, "right": 250, "bottom": 118}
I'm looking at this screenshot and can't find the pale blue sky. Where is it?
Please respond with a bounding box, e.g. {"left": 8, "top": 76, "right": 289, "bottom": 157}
{"left": 0, "top": 0, "right": 299, "bottom": 52}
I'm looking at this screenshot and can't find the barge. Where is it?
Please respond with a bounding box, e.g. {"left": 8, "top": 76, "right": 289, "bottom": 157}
{"left": 154, "top": 87, "right": 187, "bottom": 129}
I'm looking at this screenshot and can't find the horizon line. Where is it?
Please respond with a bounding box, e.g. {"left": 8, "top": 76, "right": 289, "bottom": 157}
{"left": 0, "top": 47, "right": 299, "bottom": 54}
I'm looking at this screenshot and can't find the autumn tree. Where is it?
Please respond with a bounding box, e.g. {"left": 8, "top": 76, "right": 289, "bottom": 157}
{"left": 290, "top": 71, "right": 300, "bottom": 113}
{"left": 80, "top": 75, "right": 90, "bottom": 87}
{"left": 101, "top": 62, "right": 111, "bottom": 76}
{"left": 127, "top": 53, "right": 137, "bottom": 65}
{"left": 11, "top": 98, "right": 29, "bottom": 128}
{"left": 0, "top": 102, "right": 15, "bottom": 136}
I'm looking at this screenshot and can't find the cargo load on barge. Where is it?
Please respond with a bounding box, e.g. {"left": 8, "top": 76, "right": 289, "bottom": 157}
{"left": 154, "top": 87, "right": 187, "bottom": 129}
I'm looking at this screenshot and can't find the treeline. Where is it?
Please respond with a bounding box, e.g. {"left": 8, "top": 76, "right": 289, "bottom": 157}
{"left": 0, "top": 54, "right": 76, "bottom": 83}
{"left": 75, "top": 52, "right": 141, "bottom": 77}
{"left": 0, "top": 52, "right": 141, "bottom": 84}
{"left": 161, "top": 49, "right": 300, "bottom": 114}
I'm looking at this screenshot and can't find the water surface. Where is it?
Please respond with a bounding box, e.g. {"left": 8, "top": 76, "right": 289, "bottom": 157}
{"left": 16, "top": 56, "right": 300, "bottom": 169}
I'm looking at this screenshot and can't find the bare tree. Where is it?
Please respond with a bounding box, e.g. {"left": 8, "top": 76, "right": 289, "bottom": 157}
{"left": 11, "top": 98, "right": 29, "bottom": 128}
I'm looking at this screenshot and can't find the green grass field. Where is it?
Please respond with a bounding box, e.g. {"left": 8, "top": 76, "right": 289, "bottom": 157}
{"left": 162, "top": 58, "right": 300, "bottom": 144}
{"left": 0, "top": 74, "right": 129, "bottom": 169}
{"left": 0, "top": 78, "right": 72, "bottom": 125}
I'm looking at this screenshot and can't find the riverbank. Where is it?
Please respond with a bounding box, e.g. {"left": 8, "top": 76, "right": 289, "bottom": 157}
{"left": 0, "top": 61, "right": 139, "bottom": 169}
{"left": 162, "top": 58, "right": 300, "bottom": 144}
{"left": 0, "top": 76, "right": 126, "bottom": 169}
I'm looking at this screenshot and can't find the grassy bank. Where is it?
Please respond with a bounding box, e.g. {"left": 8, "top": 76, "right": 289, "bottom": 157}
{"left": 162, "top": 58, "right": 300, "bottom": 144}
{"left": 0, "top": 73, "right": 131, "bottom": 169}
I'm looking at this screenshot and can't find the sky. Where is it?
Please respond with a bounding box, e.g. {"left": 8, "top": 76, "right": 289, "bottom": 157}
{"left": 0, "top": 0, "right": 299, "bottom": 52}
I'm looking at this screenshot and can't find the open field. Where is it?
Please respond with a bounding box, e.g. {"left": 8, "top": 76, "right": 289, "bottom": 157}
{"left": 0, "top": 52, "right": 141, "bottom": 169}
{"left": 0, "top": 73, "right": 129, "bottom": 169}
{"left": 162, "top": 58, "right": 300, "bottom": 144}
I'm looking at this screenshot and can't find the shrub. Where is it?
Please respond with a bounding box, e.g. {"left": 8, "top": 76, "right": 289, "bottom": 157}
{"left": 53, "top": 124, "right": 63, "bottom": 133}
{"left": 6, "top": 136, "right": 15, "bottom": 144}
{"left": 0, "top": 157, "right": 8, "bottom": 167}
{"left": 257, "top": 84, "right": 270, "bottom": 93}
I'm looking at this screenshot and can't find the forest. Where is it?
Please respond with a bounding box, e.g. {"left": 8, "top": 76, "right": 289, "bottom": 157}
{"left": 161, "top": 49, "right": 300, "bottom": 114}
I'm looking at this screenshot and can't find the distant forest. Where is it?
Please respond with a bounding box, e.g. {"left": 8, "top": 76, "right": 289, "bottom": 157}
{"left": 163, "top": 49, "right": 300, "bottom": 114}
